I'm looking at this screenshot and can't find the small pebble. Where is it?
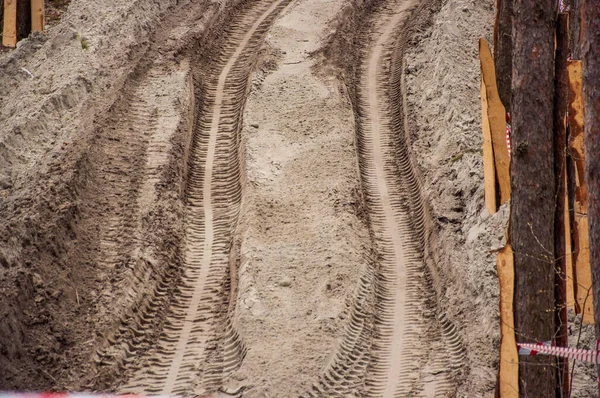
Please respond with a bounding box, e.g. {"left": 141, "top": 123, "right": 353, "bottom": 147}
{"left": 279, "top": 277, "right": 292, "bottom": 287}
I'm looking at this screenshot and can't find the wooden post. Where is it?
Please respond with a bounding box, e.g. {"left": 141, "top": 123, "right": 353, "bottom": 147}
{"left": 497, "top": 243, "right": 519, "bottom": 398}
{"left": 480, "top": 39, "right": 511, "bottom": 206}
{"left": 581, "top": 0, "right": 600, "bottom": 387}
{"left": 553, "top": 13, "right": 570, "bottom": 396}
{"left": 480, "top": 73, "right": 497, "bottom": 215}
{"left": 2, "top": 0, "right": 17, "bottom": 48}
{"left": 510, "top": 0, "right": 557, "bottom": 396}
{"left": 31, "top": 0, "right": 44, "bottom": 32}
{"left": 567, "top": 60, "right": 594, "bottom": 323}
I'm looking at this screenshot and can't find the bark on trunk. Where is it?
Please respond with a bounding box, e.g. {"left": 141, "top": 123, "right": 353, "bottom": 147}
{"left": 554, "top": 13, "right": 570, "bottom": 397}
{"left": 494, "top": 0, "right": 512, "bottom": 111}
{"left": 510, "top": 0, "right": 557, "bottom": 396}
{"left": 16, "top": 0, "right": 31, "bottom": 41}
{"left": 581, "top": 0, "right": 600, "bottom": 386}
{"left": 570, "top": 0, "right": 581, "bottom": 60}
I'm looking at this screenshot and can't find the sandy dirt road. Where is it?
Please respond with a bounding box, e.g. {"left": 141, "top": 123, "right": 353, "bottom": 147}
{"left": 87, "top": 0, "right": 462, "bottom": 395}
{"left": 0, "top": 0, "right": 477, "bottom": 395}
{"left": 227, "top": 0, "right": 372, "bottom": 395}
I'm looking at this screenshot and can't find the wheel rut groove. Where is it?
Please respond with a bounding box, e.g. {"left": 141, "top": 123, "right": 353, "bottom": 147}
{"left": 92, "top": 0, "right": 292, "bottom": 394}
{"left": 86, "top": 62, "right": 193, "bottom": 389}
{"left": 304, "top": 1, "right": 465, "bottom": 396}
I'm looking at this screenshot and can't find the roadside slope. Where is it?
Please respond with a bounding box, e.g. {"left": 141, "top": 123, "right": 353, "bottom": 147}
{"left": 404, "top": 0, "right": 503, "bottom": 395}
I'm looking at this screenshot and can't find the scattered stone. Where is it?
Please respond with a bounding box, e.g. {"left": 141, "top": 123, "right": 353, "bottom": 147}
{"left": 278, "top": 277, "right": 292, "bottom": 287}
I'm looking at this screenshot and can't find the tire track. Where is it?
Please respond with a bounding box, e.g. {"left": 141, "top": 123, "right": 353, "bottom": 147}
{"left": 117, "top": 0, "right": 291, "bottom": 394}
{"left": 357, "top": 2, "right": 465, "bottom": 396}
{"left": 304, "top": 1, "right": 465, "bottom": 396}
{"left": 90, "top": 62, "right": 194, "bottom": 389}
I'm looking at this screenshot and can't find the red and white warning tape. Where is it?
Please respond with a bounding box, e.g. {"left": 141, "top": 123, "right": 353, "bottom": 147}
{"left": 0, "top": 395, "right": 212, "bottom": 398}
{"left": 518, "top": 341, "right": 600, "bottom": 364}
{"left": 505, "top": 112, "right": 511, "bottom": 157}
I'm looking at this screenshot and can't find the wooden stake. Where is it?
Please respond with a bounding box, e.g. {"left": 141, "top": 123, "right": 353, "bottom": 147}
{"left": 565, "top": 170, "right": 575, "bottom": 310}
{"left": 567, "top": 60, "right": 594, "bottom": 324}
{"left": 480, "top": 38, "right": 511, "bottom": 206}
{"left": 31, "top": 0, "right": 45, "bottom": 32}
{"left": 480, "top": 74, "right": 497, "bottom": 214}
{"left": 497, "top": 243, "right": 519, "bottom": 398}
{"left": 2, "top": 0, "right": 17, "bottom": 48}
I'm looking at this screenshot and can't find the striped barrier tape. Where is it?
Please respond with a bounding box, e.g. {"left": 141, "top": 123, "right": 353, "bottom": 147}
{"left": 0, "top": 395, "right": 213, "bottom": 398}
{"left": 505, "top": 112, "right": 511, "bottom": 157}
{"left": 518, "top": 341, "right": 600, "bottom": 364}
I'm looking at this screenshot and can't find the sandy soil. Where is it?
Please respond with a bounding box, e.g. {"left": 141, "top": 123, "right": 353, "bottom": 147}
{"left": 1, "top": 0, "right": 565, "bottom": 395}
{"left": 404, "top": 0, "right": 504, "bottom": 396}
{"left": 0, "top": 0, "right": 249, "bottom": 389}
{"left": 228, "top": 0, "right": 372, "bottom": 394}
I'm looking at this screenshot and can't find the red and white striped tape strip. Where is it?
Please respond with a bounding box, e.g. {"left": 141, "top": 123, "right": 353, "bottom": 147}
{"left": 518, "top": 341, "right": 600, "bottom": 364}
{"left": 0, "top": 395, "right": 213, "bottom": 398}
{"left": 505, "top": 112, "right": 511, "bottom": 157}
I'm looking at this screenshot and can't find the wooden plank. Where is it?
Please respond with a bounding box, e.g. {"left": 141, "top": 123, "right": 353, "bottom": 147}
{"left": 31, "top": 0, "right": 45, "bottom": 32}
{"left": 480, "top": 38, "right": 511, "bottom": 205}
{"left": 480, "top": 74, "right": 497, "bottom": 214}
{"left": 581, "top": 0, "right": 600, "bottom": 334}
{"left": 497, "top": 243, "right": 519, "bottom": 398}
{"left": 565, "top": 170, "right": 575, "bottom": 311}
{"left": 2, "top": 0, "right": 17, "bottom": 48}
{"left": 567, "top": 60, "right": 594, "bottom": 323}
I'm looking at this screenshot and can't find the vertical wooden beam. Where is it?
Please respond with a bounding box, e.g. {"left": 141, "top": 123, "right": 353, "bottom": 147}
{"left": 2, "top": 0, "right": 17, "bottom": 48}
{"left": 567, "top": 60, "right": 594, "bottom": 323}
{"left": 565, "top": 170, "right": 575, "bottom": 310}
{"left": 480, "top": 38, "right": 511, "bottom": 206}
{"left": 497, "top": 243, "right": 519, "bottom": 398}
{"left": 31, "top": 0, "right": 44, "bottom": 32}
{"left": 511, "top": 0, "right": 557, "bottom": 396}
{"left": 553, "top": 13, "right": 570, "bottom": 396}
{"left": 481, "top": 73, "right": 497, "bottom": 215}
{"left": 581, "top": 0, "right": 600, "bottom": 385}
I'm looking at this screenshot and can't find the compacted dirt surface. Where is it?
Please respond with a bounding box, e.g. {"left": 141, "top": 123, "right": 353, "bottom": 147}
{"left": 0, "top": 0, "right": 521, "bottom": 396}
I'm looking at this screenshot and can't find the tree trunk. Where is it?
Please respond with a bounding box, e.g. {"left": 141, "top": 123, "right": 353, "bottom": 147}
{"left": 554, "top": 12, "right": 570, "bottom": 397}
{"left": 494, "top": 0, "right": 512, "bottom": 111}
{"left": 16, "top": 0, "right": 31, "bottom": 40}
{"left": 570, "top": 0, "right": 581, "bottom": 60}
{"left": 581, "top": 0, "right": 600, "bottom": 386}
{"left": 510, "top": 0, "right": 557, "bottom": 396}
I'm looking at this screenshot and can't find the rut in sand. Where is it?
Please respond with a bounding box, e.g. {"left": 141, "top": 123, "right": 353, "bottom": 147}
{"left": 93, "top": 0, "right": 293, "bottom": 394}
{"left": 305, "top": 0, "right": 465, "bottom": 396}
